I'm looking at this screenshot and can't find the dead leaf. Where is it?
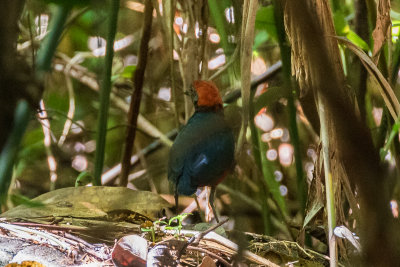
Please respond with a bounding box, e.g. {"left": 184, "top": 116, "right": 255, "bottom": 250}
{"left": 333, "top": 225, "right": 361, "bottom": 252}
{"left": 5, "top": 261, "right": 46, "bottom": 267}
{"left": 112, "top": 235, "right": 148, "bottom": 267}
{"left": 284, "top": 0, "right": 345, "bottom": 97}
{"left": 199, "top": 256, "right": 216, "bottom": 267}
{"left": 372, "top": 0, "right": 391, "bottom": 64}
{"left": 1, "top": 186, "right": 171, "bottom": 221}
{"left": 147, "top": 239, "right": 186, "bottom": 267}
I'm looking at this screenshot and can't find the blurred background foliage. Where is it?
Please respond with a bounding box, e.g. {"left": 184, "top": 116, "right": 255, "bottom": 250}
{"left": 2, "top": 0, "right": 400, "bottom": 263}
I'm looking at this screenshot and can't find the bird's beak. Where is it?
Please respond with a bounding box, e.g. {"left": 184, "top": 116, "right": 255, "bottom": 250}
{"left": 184, "top": 86, "right": 196, "bottom": 98}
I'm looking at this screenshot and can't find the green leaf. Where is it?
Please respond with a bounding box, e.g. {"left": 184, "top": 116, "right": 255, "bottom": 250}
{"left": 255, "top": 6, "right": 277, "bottom": 40}
{"left": 333, "top": 11, "right": 347, "bottom": 35}
{"left": 121, "top": 65, "right": 137, "bottom": 79}
{"left": 208, "top": 0, "right": 232, "bottom": 52}
{"left": 42, "top": 0, "right": 93, "bottom": 7}
{"left": 253, "top": 31, "right": 269, "bottom": 50}
{"left": 75, "top": 171, "right": 94, "bottom": 187}
{"left": 10, "top": 194, "right": 44, "bottom": 208}
{"left": 346, "top": 30, "right": 370, "bottom": 51}
{"left": 0, "top": 101, "right": 31, "bottom": 206}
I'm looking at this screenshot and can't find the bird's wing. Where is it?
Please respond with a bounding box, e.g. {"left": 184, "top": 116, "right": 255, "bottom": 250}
{"left": 185, "top": 130, "right": 235, "bottom": 187}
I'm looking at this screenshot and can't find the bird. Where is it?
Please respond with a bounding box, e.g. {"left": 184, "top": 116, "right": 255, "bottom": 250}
{"left": 168, "top": 80, "right": 235, "bottom": 222}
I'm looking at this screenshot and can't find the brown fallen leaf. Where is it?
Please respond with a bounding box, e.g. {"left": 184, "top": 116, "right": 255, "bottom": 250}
{"left": 199, "top": 256, "right": 217, "bottom": 267}
{"left": 112, "top": 235, "right": 148, "bottom": 267}
{"left": 5, "top": 261, "right": 46, "bottom": 267}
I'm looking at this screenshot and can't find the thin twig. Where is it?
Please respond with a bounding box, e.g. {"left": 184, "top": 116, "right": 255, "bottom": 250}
{"left": 169, "top": 0, "right": 179, "bottom": 128}
{"left": 222, "top": 60, "right": 282, "bottom": 104}
{"left": 58, "top": 69, "right": 76, "bottom": 146}
{"left": 120, "top": 0, "right": 153, "bottom": 186}
{"left": 187, "top": 245, "right": 232, "bottom": 267}
{"left": 38, "top": 100, "right": 58, "bottom": 191}
{"left": 188, "top": 218, "right": 229, "bottom": 246}
{"left": 0, "top": 223, "right": 70, "bottom": 250}
{"left": 102, "top": 129, "right": 177, "bottom": 184}
{"left": 208, "top": 44, "right": 239, "bottom": 81}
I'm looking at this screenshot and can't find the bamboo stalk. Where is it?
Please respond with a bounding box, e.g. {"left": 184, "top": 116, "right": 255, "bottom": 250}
{"left": 93, "top": 0, "right": 120, "bottom": 185}
{"left": 318, "top": 93, "right": 337, "bottom": 267}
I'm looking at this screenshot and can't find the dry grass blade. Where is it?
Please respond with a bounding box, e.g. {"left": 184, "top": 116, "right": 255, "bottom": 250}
{"left": 335, "top": 36, "right": 400, "bottom": 120}
{"left": 284, "top": 0, "right": 400, "bottom": 264}
{"left": 284, "top": 0, "right": 346, "bottom": 264}
{"left": 237, "top": 0, "right": 258, "bottom": 155}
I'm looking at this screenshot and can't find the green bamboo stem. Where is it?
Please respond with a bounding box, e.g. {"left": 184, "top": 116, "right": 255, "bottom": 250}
{"left": 380, "top": 118, "right": 400, "bottom": 161}
{"left": 257, "top": 130, "right": 288, "bottom": 218}
{"left": 249, "top": 88, "right": 272, "bottom": 234}
{"left": 36, "top": 5, "right": 72, "bottom": 76}
{"left": 318, "top": 93, "right": 337, "bottom": 267}
{"left": 207, "top": 0, "right": 229, "bottom": 53}
{"left": 93, "top": 0, "right": 120, "bottom": 185}
{"left": 0, "top": 101, "right": 30, "bottom": 208}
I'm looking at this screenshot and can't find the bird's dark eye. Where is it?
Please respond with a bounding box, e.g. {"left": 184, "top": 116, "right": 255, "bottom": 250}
{"left": 186, "top": 86, "right": 198, "bottom": 105}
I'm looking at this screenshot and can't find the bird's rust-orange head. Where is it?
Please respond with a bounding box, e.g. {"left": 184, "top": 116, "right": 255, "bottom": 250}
{"left": 192, "top": 80, "right": 223, "bottom": 111}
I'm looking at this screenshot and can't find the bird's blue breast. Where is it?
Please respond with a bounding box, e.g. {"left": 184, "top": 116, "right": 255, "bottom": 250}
{"left": 168, "top": 111, "right": 235, "bottom": 196}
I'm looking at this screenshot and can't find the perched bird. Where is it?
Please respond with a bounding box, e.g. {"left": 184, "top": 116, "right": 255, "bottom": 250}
{"left": 168, "top": 80, "right": 235, "bottom": 222}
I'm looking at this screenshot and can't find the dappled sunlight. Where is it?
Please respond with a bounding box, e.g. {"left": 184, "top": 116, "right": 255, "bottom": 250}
{"left": 125, "top": 1, "right": 145, "bottom": 13}
{"left": 254, "top": 108, "right": 274, "bottom": 132}
{"left": 72, "top": 155, "right": 88, "bottom": 172}
{"left": 74, "top": 142, "right": 86, "bottom": 153}
{"left": 175, "top": 16, "right": 183, "bottom": 26}
{"left": 372, "top": 107, "right": 383, "bottom": 126}
{"left": 84, "top": 140, "right": 96, "bottom": 153}
{"left": 88, "top": 36, "right": 106, "bottom": 52}
{"left": 391, "top": 200, "right": 399, "bottom": 218}
{"left": 279, "top": 185, "right": 288, "bottom": 196}
{"left": 266, "top": 149, "right": 278, "bottom": 161}
{"left": 274, "top": 170, "right": 283, "bottom": 182}
{"left": 89, "top": 35, "right": 134, "bottom": 57}
{"left": 157, "top": 87, "right": 171, "bottom": 101}
{"left": 278, "top": 143, "right": 294, "bottom": 166}
{"left": 208, "top": 54, "right": 226, "bottom": 70}
{"left": 209, "top": 33, "right": 220, "bottom": 44}
{"left": 251, "top": 57, "right": 267, "bottom": 75}
{"left": 270, "top": 128, "right": 283, "bottom": 139}
{"left": 35, "top": 14, "right": 49, "bottom": 38}
{"left": 225, "top": 7, "right": 235, "bottom": 24}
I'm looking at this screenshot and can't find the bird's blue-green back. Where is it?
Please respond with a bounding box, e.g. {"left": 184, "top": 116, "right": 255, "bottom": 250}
{"left": 168, "top": 111, "right": 235, "bottom": 195}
